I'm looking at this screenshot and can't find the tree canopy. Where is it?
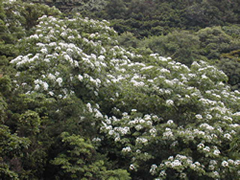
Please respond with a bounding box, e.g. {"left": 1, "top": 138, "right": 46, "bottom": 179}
{"left": 0, "top": 0, "right": 240, "bottom": 179}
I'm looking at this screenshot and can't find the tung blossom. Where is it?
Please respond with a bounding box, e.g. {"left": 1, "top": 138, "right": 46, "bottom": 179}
{"left": 166, "top": 99, "right": 174, "bottom": 106}
{"left": 56, "top": 77, "right": 63, "bottom": 86}
{"left": 42, "top": 82, "right": 49, "bottom": 90}
{"left": 221, "top": 161, "right": 229, "bottom": 167}
{"left": 122, "top": 147, "right": 131, "bottom": 152}
{"left": 195, "top": 114, "right": 203, "bottom": 119}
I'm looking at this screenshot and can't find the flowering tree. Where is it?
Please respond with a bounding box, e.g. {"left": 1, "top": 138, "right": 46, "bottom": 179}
{"left": 99, "top": 56, "right": 240, "bottom": 179}
{"left": 10, "top": 13, "right": 240, "bottom": 180}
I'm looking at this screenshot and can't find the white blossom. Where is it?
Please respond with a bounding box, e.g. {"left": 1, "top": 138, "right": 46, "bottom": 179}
{"left": 86, "top": 103, "right": 93, "bottom": 113}
{"left": 221, "top": 161, "right": 229, "bottom": 167}
{"left": 122, "top": 147, "right": 131, "bottom": 152}
{"left": 197, "top": 143, "right": 205, "bottom": 149}
{"left": 171, "top": 160, "right": 182, "bottom": 168}
{"left": 163, "top": 128, "right": 174, "bottom": 139}
{"left": 48, "top": 73, "right": 56, "bottom": 80}
{"left": 166, "top": 99, "right": 174, "bottom": 106}
{"left": 159, "top": 170, "right": 166, "bottom": 177}
{"left": 92, "top": 137, "right": 101, "bottom": 142}
{"left": 206, "top": 114, "right": 212, "bottom": 120}
{"left": 149, "top": 164, "right": 157, "bottom": 175}
{"left": 135, "top": 124, "right": 143, "bottom": 131}
{"left": 136, "top": 137, "right": 148, "bottom": 144}
{"left": 203, "top": 146, "right": 210, "bottom": 152}
{"left": 40, "top": 48, "right": 48, "bottom": 54}
{"left": 56, "top": 77, "right": 63, "bottom": 86}
{"left": 78, "top": 74, "right": 84, "bottom": 81}
{"left": 94, "top": 108, "right": 103, "bottom": 118}
{"left": 224, "top": 133, "right": 232, "bottom": 140}
{"left": 34, "top": 84, "right": 40, "bottom": 90}
{"left": 149, "top": 128, "right": 157, "bottom": 137}
{"left": 167, "top": 120, "right": 174, "bottom": 125}
{"left": 200, "top": 123, "right": 214, "bottom": 131}
{"left": 213, "top": 149, "right": 220, "bottom": 156}
{"left": 42, "top": 82, "right": 49, "bottom": 90}
{"left": 49, "top": 91, "right": 54, "bottom": 96}
{"left": 234, "top": 160, "right": 240, "bottom": 166}
{"left": 129, "top": 164, "right": 136, "bottom": 170}
{"left": 195, "top": 114, "right": 203, "bottom": 119}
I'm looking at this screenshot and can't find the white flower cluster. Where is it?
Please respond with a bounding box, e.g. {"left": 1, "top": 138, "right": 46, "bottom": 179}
{"left": 34, "top": 79, "right": 49, "bottom": 91}
{"left": 157, "top": 155, "right": 206, "bottom": 179}
{"left": 199, "top": 123, "right": 214, "bottom": 131}
{"left": 92, "top": 137, "right": 101, "bottom": 142}
{"left": 162, "top": 128, "right": 174, "bottom": 140}
{"left": 149, "top": 164, "right": 158, "bottom": 175}
{"left": 11, "top": 15, "right": 119, "bottom": 98}
{"left": 136, "top": 137, "right": 148, "bottom": 145}
{"left": 122, "top": 146, "right": 131, "bottom": 153}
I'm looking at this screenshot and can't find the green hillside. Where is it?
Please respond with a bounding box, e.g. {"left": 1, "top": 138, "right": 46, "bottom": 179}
{"left": 0, "top": 0, "right": 240, "bottom": 179}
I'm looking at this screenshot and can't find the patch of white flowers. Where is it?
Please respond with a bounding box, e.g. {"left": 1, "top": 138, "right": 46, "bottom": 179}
{"left": 10, "top": 15, "right": 118, "bottom": 99}
{"left": 99, "top": 51, "right": 240, "bottom": 179}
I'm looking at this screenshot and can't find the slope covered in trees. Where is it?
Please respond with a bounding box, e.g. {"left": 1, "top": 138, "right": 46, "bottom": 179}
{"left": 0, "top": 0, "right": 240, "bottom": 179}
{"left": 89, "top": 0, "right": 240, "bottom": 38}
{"left": 22, "top": 0, "right": 240, "bottom": 37}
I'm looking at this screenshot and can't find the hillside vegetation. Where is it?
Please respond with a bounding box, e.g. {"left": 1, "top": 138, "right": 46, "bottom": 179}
{"left": 0, "top": 0, "right": 240, "bottom": 179}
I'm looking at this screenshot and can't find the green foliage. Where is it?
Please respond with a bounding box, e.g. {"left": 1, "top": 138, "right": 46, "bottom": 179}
{"left": 222, "top": 24, "right": 240, "bottom": 39}
{"left": 140, "top": 30, "right": 202, "bottom": 65}
{"left": 50, "top": 132, "right": 96, "bottom": 179}
{"left": 0, "top": 75, "right": 12, "bottom": 96}
{"left": 22, "top": 0, "right": 240, "bottom": 38}
{"left": 84, "top": 0, "right": 240, "bottom": 38}
{"left": 0, "top": 95, "right": 7, "bottom": 123}
{"left": 71, "top": 0, "right": 108, "bottom": 16}
{"left": 0, "top": 75, "right": 12, "bottom": 126}
{"left": 3, "top": 0, "right": 60, "bottom": 37}
{"left": 18, "top": 110, "right": 41, "bottom": 136}
{"left": 221, "top": 49, "right": 240, "bottom": 60}
{"left": 139, "top": 26, "right": 240, "bottom": 64}
{"left": 0, "top": 125, "right": 30, "bottom": 157}
{"left": 100, "top": 0, "right": 127, "bottom": 19}
{"left": 0, "top": 125, "right": 31, "bottom": 179}
{"left": 51, "top": 132, "right": 130, "bottom": 180}
{"left": 183, "top": 0, "right": 222, "bottom": 28}
{"left": 197, "top": 26, "right": 232, "bottom": 59}
{"left": 116, "top": 32, "right": 139, "bottom": 49}
{"left": 1, "top": 1, "right": 240, "bottom": 179}
{"left": 217, "top": 57, "right": 240, "bottom": 90}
